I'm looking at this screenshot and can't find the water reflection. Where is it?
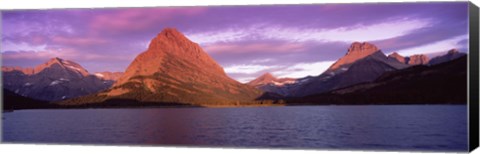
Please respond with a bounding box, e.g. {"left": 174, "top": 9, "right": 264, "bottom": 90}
{"left": 2, "top": 105, "right": 468, "bottom": 151}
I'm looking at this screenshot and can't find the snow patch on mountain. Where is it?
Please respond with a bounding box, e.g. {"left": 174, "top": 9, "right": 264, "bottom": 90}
{"left": 95, "top": 73, "right": 105, "bottom": 78}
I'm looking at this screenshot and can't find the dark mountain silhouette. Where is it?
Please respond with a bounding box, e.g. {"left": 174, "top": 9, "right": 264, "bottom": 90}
{"left": 3, "top": 89, "right": 58, "bottom": 110}
{"left": 288, "top": 42, "right": 408, "bottom": 97}
{"left": 429, "top": 49, "right": 466, "bottom": 65}
{"left": 288, "top": 55, "right": 467, "bottom": 104}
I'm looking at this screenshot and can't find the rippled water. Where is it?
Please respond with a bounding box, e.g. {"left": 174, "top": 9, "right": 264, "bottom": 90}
{"left": 2, "top": 105, "right": 468, "bottom": 151}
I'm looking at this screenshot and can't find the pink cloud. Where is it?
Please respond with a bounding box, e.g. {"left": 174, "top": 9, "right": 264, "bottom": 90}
{"left": 89, "top": 7, "right": 207, "bottom": 35}
{"left": 2, "top": 48, "right": 133, "bottom": 62}
{"left": 2, "top": 49, "right": 76, "bottom": 60}
{"left": 374, "top": 38, "right": 419, "bottom": 52}
{"left": 4, "top": 33, "right": 49, "bottom": 46}
{"left": 203, "top": 42, "right": 306, "bottom": 54}
{"left": 29, "top": 34, "right": 48, "bottom": 45}
{"left": 51, "top": 36, "right": 109, "bottom": 46}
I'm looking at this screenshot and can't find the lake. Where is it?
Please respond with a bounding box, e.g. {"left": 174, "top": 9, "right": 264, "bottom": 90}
{"left": 2, "top": 105, "right": 468, "bottom": 152}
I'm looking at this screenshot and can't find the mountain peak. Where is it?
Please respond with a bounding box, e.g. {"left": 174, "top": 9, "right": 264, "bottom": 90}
{"left": 48, "top": 57, "right": 63, "bottom": 64}
{"left": 3, "top": 57, "right": 110, "bottom": 101}
{"left": 160, "top": 27, "right": 181, "bottom": 34}
{"left": 388, "top": 52, "right": 406, "bottom": 64}
{"left": 109, "top": 29, "right": 261, "bottom": 105}
{"left": 328, "top": 42, "right": 381, "bottom": 71}
{"left": 125, "top": 29, "right": 226, "bottom": 82}
{"left": 447, "top": 49, "right": 460, "bottom": 55}
{"left": 429, "top": 49, "right": 466, "bottom": 65}
{"left": 388, "top": 52, "right": 402, "bottom": 57}
{"left": 46, "top": 57, "right": 66, "bottom": 66}
{"left": 247, "top": 72, "right": 297, "bottom": 92}
{"left": 2, "top": 57, "right": 90, "bottom": 77}
{"left": 147, "top": 27, "right": 199, "bottom": 54}
{"left": 261, "top": 72, "right": 275, "bottom": 79}
{"left": 406, "top": 54, "right": 429, "bottom": 65}
{"left": 248, "top": 73, "right": 278, "bottom": 86}
{"left": 36, "top": 57, "right": 90, "bottom": 77}
{"left": 97, "top": 28, "right": 262, "bottom": 105}
{"left": 155, "top": 28, "right": 188, "bottom": 41}
{"left": 346, "top": 42, "right": 379, "bottom": 55}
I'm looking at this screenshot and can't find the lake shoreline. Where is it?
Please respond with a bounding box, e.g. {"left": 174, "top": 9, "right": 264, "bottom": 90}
{"left": 3, "top": 102, "right": 467, "bottom": 112}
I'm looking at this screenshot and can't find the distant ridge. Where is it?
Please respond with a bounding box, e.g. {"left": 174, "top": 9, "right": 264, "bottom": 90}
{"left": 287, "top": 42, "right": 408, "bottom": 96}
{"left": 429, "top": 49, "right": 466, "bottom": 65}
{"left": 289, "top": 55, "right": 467, "bottom": 104}
{"left": 2, "top": 57, "right": 89, "bottom": 77}
{"left": 247, "top": 72, "right": 297, "bottom": 96}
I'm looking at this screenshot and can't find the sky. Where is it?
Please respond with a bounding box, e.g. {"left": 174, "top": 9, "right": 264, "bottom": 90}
{"left": 1, "top": 2, "right": 469, "bottom": 83}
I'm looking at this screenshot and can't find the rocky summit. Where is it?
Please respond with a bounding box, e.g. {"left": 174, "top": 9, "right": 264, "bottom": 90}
{"left": 406, "top": 54, "right": 429, "bottom": 65}
{"left": 327, "top": 42, "right": 380, "bottom": 72}
{"left": 387, "top": 52, "right": 406, "bottom": 64}
{"left": 387, "top": 52, "right": 429, "bottom": 65}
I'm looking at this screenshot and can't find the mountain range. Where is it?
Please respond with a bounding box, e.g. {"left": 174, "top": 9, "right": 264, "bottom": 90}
{"left": 387, "top": 49, "right": 465, "bottom": 66}
{"left": 2, "top": 28, "right": 468, "bottom": 109}
{"left": 2, "top": 58, "right": 118, "bottom": 101}
{"left": 249, "top": 43, "right": 466, "bottom": 97}
{"left": 429, "top": 49, "right": 466, "bottom": 65}
{"left": 287, "top": 55, "right": 467, "bottom": 104}
{"left": 289, "top": 42, "right": 409, "bottom": 97}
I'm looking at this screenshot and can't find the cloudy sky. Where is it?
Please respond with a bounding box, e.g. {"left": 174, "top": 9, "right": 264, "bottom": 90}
{"left": 1, "top": 2, "right": 469, "bottom": 82}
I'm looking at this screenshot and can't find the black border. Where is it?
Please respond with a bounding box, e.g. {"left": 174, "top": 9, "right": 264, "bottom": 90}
{"left": 469, "top": 1, "right": 479, "bottom": 152}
